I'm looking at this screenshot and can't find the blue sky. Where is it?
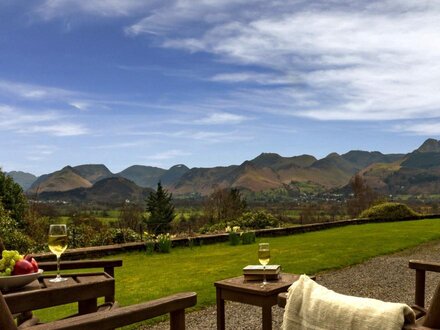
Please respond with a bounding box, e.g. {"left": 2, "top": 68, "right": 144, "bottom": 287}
{"left": 1, "top": 0, "right": 440, "bottom": 176}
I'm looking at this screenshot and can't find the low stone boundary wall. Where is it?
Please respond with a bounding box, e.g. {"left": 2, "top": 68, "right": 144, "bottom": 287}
{"left": 33, "top": 214, "right": 439, "bottom": 262}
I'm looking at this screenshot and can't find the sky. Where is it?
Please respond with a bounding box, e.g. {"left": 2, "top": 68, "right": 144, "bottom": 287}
{"left": 1, "top": 0, "right": 440, "bottom": 176}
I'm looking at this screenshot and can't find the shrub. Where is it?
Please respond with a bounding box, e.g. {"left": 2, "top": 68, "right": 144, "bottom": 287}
{"left": 23, "top": 214, "right": 50, "bottom": 252}
{"left": 228, "top": 232, "right": 241, "bottom": 246}
{"left": 359, "top": 202, "right": 420, "bottom": 220}
{"left": 143, "top": 231, "right": 156, "bottom": 254}
{"left": 69, "top": 224, "right": 100, "bottom": 248}
{"left": 199, "top": 210, "right": 280, "bottom": 234}
{"left": 0, "top": 204, "right": 35, "bottom": 252}
{"left": 89, "top": 231, "right": 114, "bottom": 247}
{"left": 109, "top": 228, "right": 141, "bottom": 244}
{"left": 0, "top": 169, "right": 28, "bottom": 227}
{"left": 157, "top": 233, "right": 172, "bottom": 253}
{"left": 238, "top": 211, "right": 279, "bottom": 229}
{"left": 241, "top": 231, "right": 256, "bottom": 245}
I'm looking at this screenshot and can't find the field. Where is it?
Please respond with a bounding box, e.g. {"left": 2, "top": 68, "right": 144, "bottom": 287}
{"left": 35, "top": 219, "right": 440, "bottom": 327}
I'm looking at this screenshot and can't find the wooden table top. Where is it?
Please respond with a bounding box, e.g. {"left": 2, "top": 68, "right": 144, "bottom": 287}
{"left": 214, "top": 273, "right": 299, "bottom": 296}
{"left": 3, "top": 272, "right": 114, "bottom": 314}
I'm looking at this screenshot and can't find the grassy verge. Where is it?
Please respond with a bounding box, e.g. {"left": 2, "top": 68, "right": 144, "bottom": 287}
{"left": 34, "top": 219, "right": 440, "bottom": 326}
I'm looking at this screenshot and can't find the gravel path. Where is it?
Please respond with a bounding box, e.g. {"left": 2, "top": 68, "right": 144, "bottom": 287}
{"left": 142, "top": 240, "right": 440, "bottom": 330}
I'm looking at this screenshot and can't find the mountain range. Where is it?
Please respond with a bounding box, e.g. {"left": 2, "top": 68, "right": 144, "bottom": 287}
{"left": 6, "top": 138, "right": 440, "bottom": 203}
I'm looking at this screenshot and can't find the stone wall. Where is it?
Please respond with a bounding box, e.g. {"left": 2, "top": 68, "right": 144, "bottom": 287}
{"left": 33, "top": 215, "right": 439, "bottom": 261}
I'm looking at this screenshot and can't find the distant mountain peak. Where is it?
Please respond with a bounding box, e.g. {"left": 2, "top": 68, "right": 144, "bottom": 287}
{"left": 250, "top": 153, "right": 282, "bottom": 167}
{"left": 169, "top": 164, "right": 189, "bottom": 170}
{"left": 416, "top": 138, "right": 440, "bottom": 153}
{"left": 73, "top": 164, "right": 113, "bottom": 184}
{"left": 7, "top": 171, "right": 37, "bottom": 190}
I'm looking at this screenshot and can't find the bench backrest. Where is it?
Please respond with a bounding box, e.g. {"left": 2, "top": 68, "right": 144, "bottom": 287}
{"left": 0, "top": 290, "right": 18, "bottom": 330}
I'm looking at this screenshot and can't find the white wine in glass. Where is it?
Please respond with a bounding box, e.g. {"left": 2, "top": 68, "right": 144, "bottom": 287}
{"left": 48, "top": 224, "right": 68, "bottom": 283}
{"left": 258, "top": 243, "right": 270, "bottom": 286}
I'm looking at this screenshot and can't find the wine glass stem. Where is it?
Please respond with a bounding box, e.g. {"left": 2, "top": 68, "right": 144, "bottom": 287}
{"left": 56, "top": 255, "right": 61, "bottom": 279}
{"left": 263, "top": 265, "right": 266, "bottom": 285}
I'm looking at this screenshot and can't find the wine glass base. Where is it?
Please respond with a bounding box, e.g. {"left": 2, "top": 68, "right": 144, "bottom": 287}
{"left": 49, "top": 276, "right": 68, "bottom": 283}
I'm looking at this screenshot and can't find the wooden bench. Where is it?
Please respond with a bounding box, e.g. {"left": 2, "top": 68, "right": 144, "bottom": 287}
{"left": 1, "top": 288, "right": 197, "bottom": 330}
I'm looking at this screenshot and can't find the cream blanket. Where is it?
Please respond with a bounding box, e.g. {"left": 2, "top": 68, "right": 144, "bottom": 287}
{"left": 282, "top": 275, "right": 415, "bottom": 330}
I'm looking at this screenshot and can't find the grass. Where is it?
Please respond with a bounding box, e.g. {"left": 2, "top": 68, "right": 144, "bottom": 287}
{"left": 34, "top": 219, "right": 440, "bottom": 327}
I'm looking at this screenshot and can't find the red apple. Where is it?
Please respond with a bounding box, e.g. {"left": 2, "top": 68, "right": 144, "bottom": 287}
{"left": 12, "top": 259, "right": 34, "bottom": 275}
{"left": 24, "top": 255, "right": 39, "bottom": 272}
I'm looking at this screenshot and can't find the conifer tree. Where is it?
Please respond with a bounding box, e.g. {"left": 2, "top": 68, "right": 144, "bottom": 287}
{"left": 145, "top": 182, "right": 175, "bottom": 234}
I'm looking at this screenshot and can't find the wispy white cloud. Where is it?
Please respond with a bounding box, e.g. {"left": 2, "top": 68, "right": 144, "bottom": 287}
{"left": 210, "top": 72, "right": 295, "bottom": 85}
{"left": 0, "top": 80, "right": 76, "bottom": 101}
{"left": 18, "top": 123, "right": 88, "bottom": 136}
{"left": 69, "top": 101, "right": 90, "bottom": 111}
{"left": 32, "top": 145, "right": 57, "bottom": 155}
{"left": 147, "top": 149, "right": 191, "bottom": 161}
{"left": 147, "top": 1, "right": 440, "bottom": 122}
{"left": 393, "top": 121, "right": 440, "bottom": 136}
{"left": 189, "top": 130, "right": 252, "bottom": 143}
{"left": 121, "top": 128, "right": 253, "bottom": 144}
{"left": 35, "top": 0, "right": 155, "bottom": 20}
{"left": 0, "top": 79, "right": 112, "bottom": 113}
{"left": 26, "top": 145, "right": 58, "bottom": 161}
{"left": 125, "top": 0, "right": 251, "bottom": 36}
{"left": 26, "top": 1, "right": 440, "bottom": 123}
{"left": 0, "top": 105, "right": 59, "bottom": 127}
{"left": 92, "top": 141, "right": 149, "bottom": 149}
{"left": 0, "top": 104, "right": 88, "bottom": 136}
{"left": 194, "top": 112, "right": 247, "bottom": 125}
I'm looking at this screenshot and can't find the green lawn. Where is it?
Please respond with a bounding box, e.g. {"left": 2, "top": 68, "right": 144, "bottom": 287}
{"left": 35, "top": 219, "right": 440, "bottom": 327}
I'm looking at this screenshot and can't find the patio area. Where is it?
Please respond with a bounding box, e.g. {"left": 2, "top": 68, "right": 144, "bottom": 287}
{"left": 143, "top": 240, "right": 440, "bottom": 329}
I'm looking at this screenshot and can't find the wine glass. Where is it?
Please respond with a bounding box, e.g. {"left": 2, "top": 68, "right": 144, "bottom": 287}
{"left": 48, "top": 224, "right": 68, "bottom": 282}
{"left": 258, "top": 243, "right": 270, "bottom": 287}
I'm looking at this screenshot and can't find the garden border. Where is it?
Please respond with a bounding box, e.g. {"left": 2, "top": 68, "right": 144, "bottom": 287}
{"left": 33, "top": 214, "right": 439, "bottom": 262}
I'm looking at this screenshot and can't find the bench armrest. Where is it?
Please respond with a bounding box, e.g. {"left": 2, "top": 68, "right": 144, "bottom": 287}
{"left": 409, "top": 260, "right": 440, "bottom": 273}
{"left": 409, "top": 260, "right": 440, "bottom": 308}
{"left": 27, "top": 292, "right": 197, "bottom": 330}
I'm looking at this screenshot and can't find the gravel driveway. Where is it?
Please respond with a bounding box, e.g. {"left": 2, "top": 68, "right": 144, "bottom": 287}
{"left": 142, "top": 240, "right": 440, "bottom": 330}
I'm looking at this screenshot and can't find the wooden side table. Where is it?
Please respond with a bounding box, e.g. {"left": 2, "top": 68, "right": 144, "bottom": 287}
{"left": 3, "top": 272, "right": 115, "bottom": 316}
{"left": 214, "top": 273, "right": 299, "bottom": 330}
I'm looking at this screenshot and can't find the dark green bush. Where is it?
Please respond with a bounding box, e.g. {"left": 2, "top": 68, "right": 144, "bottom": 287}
{"left": 199, "top": 210, "right": 279, "bottom": 233}
{"left": 0, "top": 170, "right": 28, "bottom": 227}
{"left": 229, "top": 232, "right": 241, "bottom": 246}
{"left": 238, "top": 211, "right": 279, "bottom": 229}
{"left": 0, "top": 204, "right": 35, "bottom": 252}
{"left": 69, "top": 224, "right": 99, "bottom": 248}
{"left": 109, "top": 228, "right": 141, "bottom": 244}
{"left": 241, "top": 231, "right": 256, "bottom": 245}
{"left": 359, "top": 202, "right": 419, "bottom": 220}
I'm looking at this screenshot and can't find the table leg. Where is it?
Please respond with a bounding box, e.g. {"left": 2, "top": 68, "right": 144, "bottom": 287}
{"left": 216, "top": 287, "right": 225, "bottom": 330}
{"left": 78, "top": 298, "right": 98, "bottom": 314}
{"left": 262, "top": 305, "right": 272, "bottom": 330}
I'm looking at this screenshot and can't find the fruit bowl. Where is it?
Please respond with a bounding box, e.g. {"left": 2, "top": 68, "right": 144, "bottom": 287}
{"left": 0, "top": 269, "right": 43, "bottom": 291}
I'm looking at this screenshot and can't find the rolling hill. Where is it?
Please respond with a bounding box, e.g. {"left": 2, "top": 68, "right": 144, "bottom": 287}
{"left": 359, "top": 139, "right": 440, "bottom": 195}
{"left": 37, "top": 177, "right": 153, "bottom": 205}
{"left": 6, "top": 171, "right": 37, "bottom": 190}
{"left": 170, "top": 150, "right": 404, "bottom": 196}
{"left": 7, "top": 138, "right": 440, "bottom": 201}
{"left": 117, "top": 165, "right": 166, "bottom": 188}
{"left": 27, "top": 166, "right": 92, "bottom": 195}
{"left": 73, "top": 164, "right": 113, "bottom": 183}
